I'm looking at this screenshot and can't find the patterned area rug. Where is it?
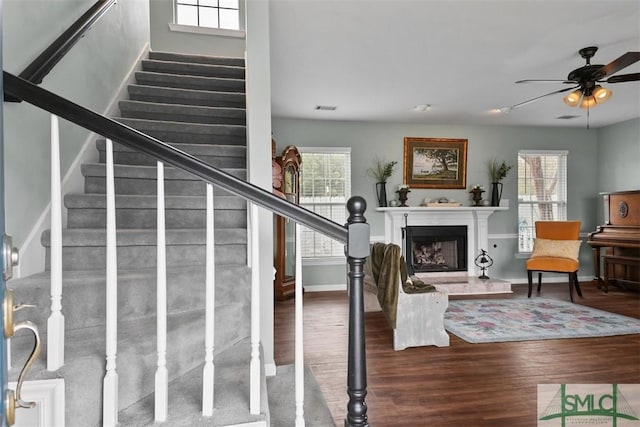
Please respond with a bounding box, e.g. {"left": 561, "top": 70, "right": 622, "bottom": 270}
{"left": 444, "top": 298, "right": 640, "bottom": 344}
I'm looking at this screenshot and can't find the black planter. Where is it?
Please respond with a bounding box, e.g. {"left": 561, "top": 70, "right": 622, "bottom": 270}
{"left": 490, "top": 182, "right": 503, "bottom": 207}
{"left": 376, "top": 181, "right": 388, "bottom": 207}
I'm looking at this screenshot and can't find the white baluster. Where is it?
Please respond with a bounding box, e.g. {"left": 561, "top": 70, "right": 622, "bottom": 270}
{"left": 102, "top": 138, "right": 118, "bottom": 427}
{"left": 48, "top": 114, "right": 65, "bottom": 371}
{"left": 249, "top": 203, "right": 261, "bottom": 414}
{"left": 294, "top": 222, "right": 305, "bottom": 426}
{"left": 202, "top": 183, "right": 215, "bottom": 416}
{"left": 155, "top": 161, "right": 168, "bottom": 421}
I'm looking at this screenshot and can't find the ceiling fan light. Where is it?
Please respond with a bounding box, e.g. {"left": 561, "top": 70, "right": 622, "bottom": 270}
{"left": 593, "top": 85, "right": 612, "bottom": 103}
{"left": 563, "top": 89, "right": 582, "bottom": 107}
{"left": 580, "top": 95, "right": 597, "bottom": 109}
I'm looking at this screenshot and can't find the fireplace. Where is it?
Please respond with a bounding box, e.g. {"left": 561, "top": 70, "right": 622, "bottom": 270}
{"left": 405, "top": 226, "right": 467, "bottom": 275}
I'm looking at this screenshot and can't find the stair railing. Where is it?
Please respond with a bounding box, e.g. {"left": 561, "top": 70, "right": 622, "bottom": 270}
{"left": 4, "top": 71, "right": 371, "bottom": 426}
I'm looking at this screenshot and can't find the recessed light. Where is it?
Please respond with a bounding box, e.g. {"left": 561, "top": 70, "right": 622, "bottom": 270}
{"left": 411, "top": 104, "right": 431, "bottom": 112}
{"left": 315, "top": 105, "right": 337, "bottom": 111}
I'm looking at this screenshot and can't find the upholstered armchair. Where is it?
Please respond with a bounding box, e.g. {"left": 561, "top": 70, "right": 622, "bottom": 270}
{"left": 526, "top": 221, "right": 582, "bottom": 302}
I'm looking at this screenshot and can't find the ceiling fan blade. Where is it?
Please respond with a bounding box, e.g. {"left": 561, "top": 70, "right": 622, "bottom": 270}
{"left": 605, "top": 72, "right": 640, "bottom": 83}
{"left": 505, "top": 86, "right": 578, "bottom": 111}
{"left": 592, "top": 52, "right": 640, "bottom": 80}
{"left": 516, "top": 79, "right": 576, "bottom": 84}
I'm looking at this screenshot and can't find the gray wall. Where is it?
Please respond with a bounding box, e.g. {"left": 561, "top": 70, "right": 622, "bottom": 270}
{"left": 272, "top": 118, "right": 604, "bottom": 286}
{"left": 149, "top": 0, "right": 245, "bottom": 56}
{"left": 3, "top": 0, "right": 150, "bottom": 248}
{"left": 596, "top": 118, "right": 640, "bottom": 195}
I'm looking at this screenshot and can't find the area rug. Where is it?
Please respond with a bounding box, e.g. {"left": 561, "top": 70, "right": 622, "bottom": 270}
{"left": 444, "top": 298, "right": 640, "bottom": 344}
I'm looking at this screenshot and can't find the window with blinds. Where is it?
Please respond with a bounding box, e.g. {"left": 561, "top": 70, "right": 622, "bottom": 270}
{"left": 175, "top": 0, "right": 239, "bottom": 30}
{"left": 517, "top": 150, "right": 568, "bottom": 252}
{"left": 298, "top": 148, "right": 351, "bottom": 259}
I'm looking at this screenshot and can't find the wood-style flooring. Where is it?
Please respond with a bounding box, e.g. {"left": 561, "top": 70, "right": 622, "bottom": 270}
{"left": 274, "top": 282, "right": 640, "bottom": 427}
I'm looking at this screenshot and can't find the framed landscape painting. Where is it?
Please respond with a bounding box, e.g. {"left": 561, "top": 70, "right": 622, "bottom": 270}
{"left": 403, "top": 137, "right": 468, "bottom": 189}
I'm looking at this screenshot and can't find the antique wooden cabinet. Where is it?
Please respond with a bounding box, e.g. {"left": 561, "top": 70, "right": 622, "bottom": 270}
{"left": 273, "top": 145, "right": 302, "bottom": 300}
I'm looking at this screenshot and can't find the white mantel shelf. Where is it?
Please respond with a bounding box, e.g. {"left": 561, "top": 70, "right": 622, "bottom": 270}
{"left": 375, "top": 206, "right": 508, "bottom": 213}
{"left": 376, "top": 205, "right": 508, "bottom": 280}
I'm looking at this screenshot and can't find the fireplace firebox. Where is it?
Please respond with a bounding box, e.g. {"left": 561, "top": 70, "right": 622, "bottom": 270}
{"left": 405, "top": 225, "right": 467, "bottom": 275}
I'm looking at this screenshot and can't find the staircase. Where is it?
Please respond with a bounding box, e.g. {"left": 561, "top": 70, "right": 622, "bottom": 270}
{"left": 9, "top": 51, "right": 270, "bottom": 426}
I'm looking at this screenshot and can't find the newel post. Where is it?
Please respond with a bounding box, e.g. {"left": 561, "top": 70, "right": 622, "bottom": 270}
{"left": 345, "top": 196, "right": 370, "bottom": 427}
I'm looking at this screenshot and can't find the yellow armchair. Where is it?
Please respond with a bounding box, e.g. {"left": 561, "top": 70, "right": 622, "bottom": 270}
{"left": 526, "top": 221, "right": 582, "bottom": 302}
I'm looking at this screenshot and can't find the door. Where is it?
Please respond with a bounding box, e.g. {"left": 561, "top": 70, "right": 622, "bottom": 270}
{"left": 1, "top": 0, "right": 9, "bottom": 422}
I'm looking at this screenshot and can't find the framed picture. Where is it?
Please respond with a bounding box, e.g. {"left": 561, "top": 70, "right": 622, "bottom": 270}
{"left": 403, "top": 137, "right": 468, "bottom": 189}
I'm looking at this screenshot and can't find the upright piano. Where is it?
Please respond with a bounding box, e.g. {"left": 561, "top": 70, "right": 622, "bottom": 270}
{"left": 587, "top": 190, "right": 640, "bottom": 291}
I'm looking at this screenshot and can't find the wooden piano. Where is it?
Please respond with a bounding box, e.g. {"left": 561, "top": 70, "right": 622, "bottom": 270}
{"left": 587, "top": 190, "right": 640, "bottom": 292}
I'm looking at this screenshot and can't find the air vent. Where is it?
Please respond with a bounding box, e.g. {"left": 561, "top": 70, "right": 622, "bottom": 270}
{"left": 315, "top": 105, "right": 337, "bottom": 111}
{"left": 556, "top": 115, "right": 580, "bottom": 120}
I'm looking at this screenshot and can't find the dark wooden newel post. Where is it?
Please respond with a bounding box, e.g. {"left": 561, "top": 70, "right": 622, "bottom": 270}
{"left": 345, "top": 196, "right": 370, "bottom": 427}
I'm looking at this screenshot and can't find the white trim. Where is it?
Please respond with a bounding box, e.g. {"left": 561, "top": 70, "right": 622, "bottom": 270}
{"left": 297, "top": 146, "right": 351, "bottom": 154}
{"left": 168, "top": 23, "right": 245, "bottom": 38}
{"left": 302, "top": 257, "right": 345, "bottom": 266}
{"left": 9, "top": 379, "right": 65, "bottom": 427}
{"left": 303, "top": 284, "right": 347, "bottom": 292}
{"left": 489, "top": 233, "right": 518, "bottom": 240}
{"left": 519, "top": 149, "right": 569, "bottom": 155}
{"left": 265, "top": 363, "right": 277, "bottom": 377}
{"left": 507, "top": 275, "right": 594, "bottom": 285}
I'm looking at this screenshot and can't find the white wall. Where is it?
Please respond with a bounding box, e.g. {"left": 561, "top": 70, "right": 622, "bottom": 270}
{"left": 272, "top": 118, "right": 601, "bottom": 285}
{"left": 3, "top": 0, "right": 150, "bottom": 251}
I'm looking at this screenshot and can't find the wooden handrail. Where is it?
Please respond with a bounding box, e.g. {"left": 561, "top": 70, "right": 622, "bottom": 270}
{"left": 2, "top": 71, "right": 348, "bottom": 243}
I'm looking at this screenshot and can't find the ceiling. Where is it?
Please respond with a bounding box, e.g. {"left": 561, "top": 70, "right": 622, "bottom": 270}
{"left": 269, "top": 0, "right": 640, "bottom": 129}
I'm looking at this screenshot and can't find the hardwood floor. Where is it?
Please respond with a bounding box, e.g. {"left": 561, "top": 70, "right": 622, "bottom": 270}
{"left": 274, "top": 282, "right": 640, "bottom": 426}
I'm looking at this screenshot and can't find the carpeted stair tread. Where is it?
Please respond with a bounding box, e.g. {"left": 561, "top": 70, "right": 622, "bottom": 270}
{"left": 9, "top": 310, "right": 249, "bottom": 427}
{"left": 127, "top": 85, "right": 245, "bottom": 108}
{"left": 135, "top": 71, "right": 245, "bottom": 93}
{"left": 96, "top": 139, "right": 246, "bottom": 168}
{"left": 81, "top": 162, "right": 246, "bottom": 180}
{"left": 11, "top": 264, "right": 251, "bottom": 333}
{"left": 65, "top": 193, "right": 247, "bottom": 229}
{"left": 267, "top": 365, "right": 336, "bottom": 427}
{"left": 141, "top": 59, "right": 245, "bottom": 80}
{"left": 149, "top": 51, "right": 245, "bottom": 67}
{"left": 118, "top": 339, "right": 267, "bottom": 427}
{"left": 65, "top": 193, "right": 246, "bottom": 210}
{"left": 119, "top": 100, "right": 246, "bottom": 125}
{"left": 41, "top": 228, "right": 247, "bottom": 247}
{"left": 114, "top": 117, "right": 246, "bottom": 145}
{"left": 41, "top": 228, "right": 247, "bottom": 270}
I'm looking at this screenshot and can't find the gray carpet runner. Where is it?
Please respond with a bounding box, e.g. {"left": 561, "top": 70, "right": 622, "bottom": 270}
{"left": 8, "top": 51, "right": 276, "bottom": 426}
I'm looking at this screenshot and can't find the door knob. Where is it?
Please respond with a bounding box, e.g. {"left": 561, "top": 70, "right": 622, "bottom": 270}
{"left": 3, "top": 289, "right": 41, "bottom": 425}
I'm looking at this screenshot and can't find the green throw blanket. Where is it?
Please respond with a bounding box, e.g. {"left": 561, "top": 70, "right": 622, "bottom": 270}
{"left": 368, "top": 242, "right": 436, "bottom": 328}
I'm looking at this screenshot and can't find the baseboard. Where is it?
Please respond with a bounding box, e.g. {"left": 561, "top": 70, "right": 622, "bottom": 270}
{"left": 13, "top": 43, "right": 150, "bottom": 279}
{"left": 303, "top": 284, "right": 347, "bottom": 292}
{"left": 508, "top": 274, "right": 594, "bottom": 285}
{"left": 264, "top": 362, "right": 277, "bottom": 377}
{"left": 8, "top": 379, "right": 65, "bottom": 427}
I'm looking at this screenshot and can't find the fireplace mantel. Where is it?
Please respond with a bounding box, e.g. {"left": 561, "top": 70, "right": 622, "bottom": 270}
{"left": 376, "top": 206, "right": 507, "bottom": 278}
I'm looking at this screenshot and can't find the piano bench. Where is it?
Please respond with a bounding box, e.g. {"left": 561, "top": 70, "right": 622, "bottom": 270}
{"left": 603, "top": 255, "right": 640, "bottom": 292}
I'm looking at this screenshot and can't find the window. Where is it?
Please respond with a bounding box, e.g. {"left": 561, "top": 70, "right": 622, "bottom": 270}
{"left": 175, "top": 0, "right": 240, "bottom": 30}
{"left": 517, "top": 150, "right": 568, "bottom": 252}
{"left": 298, "top": 148, "right": 351, "bottom": 259}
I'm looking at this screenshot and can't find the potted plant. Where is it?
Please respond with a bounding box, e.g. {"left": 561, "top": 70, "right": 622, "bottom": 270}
{"left": 487, "top": 159, "right": 512, "bottom": 206}
{"left": 367, "top": 158, "right": 397, "bottom": 207}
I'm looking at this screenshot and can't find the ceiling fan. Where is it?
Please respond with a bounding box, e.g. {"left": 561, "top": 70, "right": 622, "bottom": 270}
{"left": 505, "top": 46, "right": 640, "bottom": 111}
